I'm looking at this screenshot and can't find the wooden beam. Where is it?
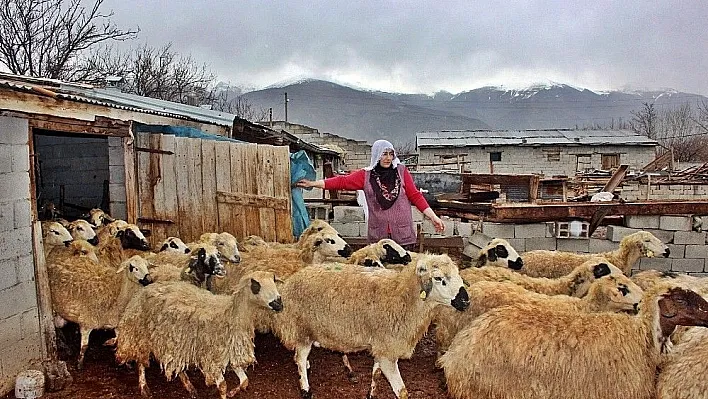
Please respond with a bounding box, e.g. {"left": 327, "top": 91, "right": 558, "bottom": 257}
{"left": 216, "top": 191, "right": 289, "bottom": 210}
{"left": 462, "top": 173, "right": 539, "bottom": 186}
{"left": 489, "top": 201, "right": 708, "bottom": 222}
{"left": 124, "top": 134, "right": 138, "bottom": 224}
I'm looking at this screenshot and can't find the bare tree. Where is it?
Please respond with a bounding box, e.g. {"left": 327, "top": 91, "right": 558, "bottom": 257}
{"left": 630, "top": 102, "right": 658, "bottom": 139}
{"left": 211, "top": 88, "right": 268, "bottom": 121}
{"left": 0, "top": 0, "right": 138, "bottom": 79}
{"left": 649, "top": 102, "right": 708, "bottom": 162}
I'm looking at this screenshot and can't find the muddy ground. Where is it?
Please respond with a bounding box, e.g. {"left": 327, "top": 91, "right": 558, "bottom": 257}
{"left": 3, "top": 329, "right": 451, "bottom": 399}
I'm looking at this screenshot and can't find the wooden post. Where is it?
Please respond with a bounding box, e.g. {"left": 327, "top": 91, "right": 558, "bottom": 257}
{"left": 124, "top": 130, "right": 138, "bottom": 224}
{"left": 646, "top": 174, "right": 651, "bottom": 200}
{"left": 417, "top": 224, "right": 425, "bottom": 253}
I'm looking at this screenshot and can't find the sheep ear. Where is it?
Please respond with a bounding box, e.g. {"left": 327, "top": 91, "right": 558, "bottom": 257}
{"left": 475, "top": 254, "right": 487, "bottom": 267}
{"left": 250, "top": 279, "right": 261, "bottom": 295}
{"left": 116, "top": 262, "right": 127, "bottom": 273}
{"left": 274, "top": 276, "right": 285, "bottom": 284}
{"left": 116, "top": 230, "right": 125, "bottom": 238}
{"left": 487, "top": 248, "right": 498, "bottom": 262}
{"left": 160, "top": 243, "right": 168, "bottom": 252}
{"left": 313, "top": 239, "right": 323, "bottom": 247}
{"left": 140, "top": 229, "right": 152, "bottom": 237}
{"left": 592, "top": 263, "right": 611, "bottom": 279}
{"left": 198, "top": 248, "right": 206, "bottom": 259}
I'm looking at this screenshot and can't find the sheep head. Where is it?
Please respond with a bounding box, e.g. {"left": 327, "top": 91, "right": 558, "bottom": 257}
{"left": 475, "top": 238, "right": 523, "bottom": 270}
{"left": 415, "top": 253, "right": 469, "bottom": 312}
{"left": 68, "top": 240, "right": 100, "bottom": 263}
{"left": 200, "top": 232, "right": 241, "bottom": 263}
{"left": 239, "top": 271, "right": 283, "bottom": 312}
{"left": 379, "top": 239, "right": 411, "bottom": 265}
{"left": 86, "top": 208, "right": 114, "bottom": 228}
{"left": 587, "top": 274, "right": 644, "bottom": 313}
{"left": 625, "top": 231, "right": 670, "bottom": 258}
{"left": 68, "top": 219, "right": 99, "bottom": 245}
{"left": 308, "top": 232, "right": 353, "bottom": 261}
{"left": 159, "top": 236, "right": 190, "bottom": 254}
{"left": 185, "top": 244, "right": 226, "bottom": 285}
{"left": 42, "top": 221, "right": 73, "bottom": 247}
{"left": 117, "top": 255, "right": 153, "bottom": 286}
{"left": 657, "top": 286, "right": 708, "bottom": 337}
{"left": 570, "top": 258, "right": 626, "bottom": 297}
{"left": 116, "top": 224, "right": 150, "bottom": 251}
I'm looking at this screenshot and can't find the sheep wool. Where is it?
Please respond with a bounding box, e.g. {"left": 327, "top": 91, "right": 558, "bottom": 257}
{"left": 657, "top": 327, "right": 708, "bottom": 399}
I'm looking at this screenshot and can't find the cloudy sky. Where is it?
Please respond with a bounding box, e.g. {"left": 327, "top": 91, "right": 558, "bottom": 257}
{"left": 102, "top": 0, "right": 708, "bottom": 95}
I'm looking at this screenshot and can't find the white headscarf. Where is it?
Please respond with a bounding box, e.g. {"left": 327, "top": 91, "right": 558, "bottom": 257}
{"left": 364, "top": 139, "right": 402, "bottom": 171}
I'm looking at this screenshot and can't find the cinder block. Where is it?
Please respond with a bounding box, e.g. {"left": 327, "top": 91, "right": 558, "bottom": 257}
{"left": 0, "top": 201, "right": 13, "bottom": 233}
{"left": 424, "top": 218, "right": 454, "bottom": 237}
{"left": 468, "top": 232, "right": 493, "bottom": 248}
{"left": 20, "top": 308, "right": 39, "bottom": 338}
{"left": 109, "top": 165, "right": 125, "bottom": 184}
{"left": 0, "top": 116, "right": 29, "bottom": 144}
{"left": 671, "top": 259, "right": 705, "bottom": 273}
{"left": 13, "top": 199, "right": 31, "bottom": 229}
{"left": 0, "top": 146, "right": 12, "bottom": 173}
{"left": 0, "top": 172, "right": 30, "bottom": 202}
{"left": 0, "top": 226, "right": 32, "bottom": 261}
{"left": 359, "top": 222, "right": 368, "bottom": 237}
{"left": 684, "top": 245, "right": 708, "bottom": 259}
{"left": 514, "top": 223, "right": 548, "bottom": 239}
{"left": 626, "top": 215, "right": 660, "bottom": 229}
{"left": 463, "top": 243, "right": 482, "bottom": 259}
{"left": 11, "top": 144, "right": 29, "bottom": 173}
{"left": 333, "top": 206, "right": 365, "bottom": 223}
{"left": 524, "top": 237, "right": 557, "bottom": 251}
{"left": 0, "top": 257, "right": 17, "bottom": 290}
{"left": 505, "top": 238, "right": 526, "bottom": 253}
{"left": 589, "top": 238, "right": 617, "bottom": 254}
{"left": 481, "top": 222, "right": 515, "bottom": 238}
{"left": 456, "top": 222, "right": 473, "bottom": 237}
{"left": 644, "top": 229, "right": 675, "bottom": 244}
{"left": 411, "top": 206, "right": 424, "bottom": 222}
{"left": 639, "top": 258, "right": 672, "bottom": 271}
{"left": 660, "top": 216, "right": 693, "bottom": 231}
{"left": 606, "top": 225, "right": 641, "bottom": 242}
{"left": 556, "top": 238, "right": 590, "bottom": 253}
{"left": 329, "top": 222, "right": 361, "bottom": 238}
{"left": 108, "top": 183, "right": 126, "bottom": 202}
{"left": 674, "top": 231, "right": 706, "bottom": 245}
{"left": 0, "top": 314, "right": 22, "bottom": 346}
{"left": 110, "top": 201, "right": 127, "bottom": 220}
{"left": 0, "top": 281, "right": 38, "bottom": 321}
{"left": 666, "top": 244, "right": 685, "bottom": 259}
{"left": 0, "top": 332, "right": 42, "bottom": 382}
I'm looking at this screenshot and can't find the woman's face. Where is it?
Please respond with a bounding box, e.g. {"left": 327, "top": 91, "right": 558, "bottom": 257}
{"left": 379, "top": 149, "right": 395, "bottom": 168}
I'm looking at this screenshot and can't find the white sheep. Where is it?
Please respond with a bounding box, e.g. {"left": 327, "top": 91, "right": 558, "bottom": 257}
{"left": 433, "top": 271, "right": 643, "bottom": 353}
{"left": 48, "top": 255, "right": 153, "bottom": 369}
{"left": 196, "top": 232, "right": 241, "bottom": 263}
{"left": 115, "top": 271, "right": 283, "bottom": 399}
{"left": 632, "top": 270, "right": 708, "bottom": 296}
{"left": 41, "top": 220, "right": 73, "bottom": 258}
{"left": 439, "top": 283, "right": 708, "bottom": 399}
{"left": 46, "top": 239, "right": 100, "bottom": 265}
{"left": 473, "top": 238, "right": 524, "bottom": 270}
{"left": 274, "top": 253, "right": 470, "bottom": 399}
{"left": 519, "top": 231, "right": 670, "bottom": 277}
{"left": 347, "top": 238, "right": 411, "bottom": 267}
{"left": 158, "top": 236, "right": 190, "bottom": 254}
{"left": 85, "top": 208, "right": 114, "bottom": 228}
{"left": 657, "top": 327, "right": 708, "bottom": 399}
{"left": 66, "top": 219, "right": 99, "bottom": 246}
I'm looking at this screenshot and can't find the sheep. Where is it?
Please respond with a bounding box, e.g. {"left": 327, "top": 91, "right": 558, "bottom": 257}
{"left": 96, "top": 220, "right": 150, "bottom": 252}
{"left": 438, "top": 283, "right": 708, "bottom": 399}
{"left": 295, "top": 219, "right": 339, "bottom": 250}
{"left": 347, "top": 238, "right": 411, "bottom": 267}
{"left": 657, "top": 327, "right": 708, "bottom": 399}
{"left": 48, "top": 255, "right": 153, "bottom": 369}
{"left": 239, "top": 234, "right": 270, "bottom": 252}
{"left": 158, "top": 236, "right": 190, "bottom": 254}
{"left": 46, "top": 239, "right": 100, "bottom": 265}
{"left": 115, "top": 271, "right": 283, "bottom": 399}
{"left": 473, "top": 238, "right": 524, "bottom": 270}
{"left": 460, "top": 257, "right": 628, "bottom": 297}
{"left": 41, "top": 221, "right": 73, "bottom": 257}
{"left": 67, "top": 219, "right": 99, "bottom": 246}
{"left": 274, "top": 253, "right": 470, "bottom": 399}
{"left": 85, "top": 208, "right": 114, "bottom": 228}
{"left": 632, "top": 270, "right": 708, "bottom": 296}
{"left": 197, "top": 232, "right": 241, "bottom": 263}
{"left": 518, "top": 231, "right": 670, "bottom": 278}
{"left": 148, "top": 243, "right": 226, "bottom": 292}
{"left": 433, "top": 270, "right": 644, "bottom": 353}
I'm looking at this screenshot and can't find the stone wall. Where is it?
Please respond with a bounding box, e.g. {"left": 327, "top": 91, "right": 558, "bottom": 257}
{"left": 621, "top": 181, "right": 708, "bottom": 201}
{"left": 0, "top": 116, "right": 43, "bottom": 395}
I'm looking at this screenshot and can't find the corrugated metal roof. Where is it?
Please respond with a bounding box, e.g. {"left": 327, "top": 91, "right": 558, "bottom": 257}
{"left": 416, "top": 129, "right": 658, "bottom": 147}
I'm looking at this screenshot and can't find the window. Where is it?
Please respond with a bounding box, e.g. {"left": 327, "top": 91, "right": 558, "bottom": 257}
{"left": 576, "top": 154, "right": 592, "bottom": 172}
{"left": 490, "top": 152, "right": 502, "bottom": 162}
{"left": 602, "top": 154, "right": 620, "bottom": 170}
{"left": 547, "top": 152, "right": 560, "bottom": 162}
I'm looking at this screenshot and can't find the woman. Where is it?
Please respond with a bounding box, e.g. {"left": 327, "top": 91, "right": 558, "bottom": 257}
{"left": 296, "top": 140, "right": 445, "bottom": 249}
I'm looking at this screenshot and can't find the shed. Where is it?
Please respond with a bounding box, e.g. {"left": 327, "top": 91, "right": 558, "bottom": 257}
{"left": 416, "top": 129, "right": 658, "bottom": 176}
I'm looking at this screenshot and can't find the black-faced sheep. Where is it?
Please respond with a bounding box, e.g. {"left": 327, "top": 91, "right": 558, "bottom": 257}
{"left": 433, "top": 269, "right": 644, "bottom": 353}
{"left": 347, "top": 238, "right": 411, "bottom": 267}
{"left": 274, "top": 253, "right": 470, "bottom": 399}
{"left": 115, "top": 271, "right": 283, "bottom": 399}
{"left": 439, "top": 284, "right": 708, "bottom": 399}
{"left": 519, "top": 231, "right": 670, "bottom": 278}
{"left": 158, "top": 236, "right": 190, "bottom": 254}
{"left": 148, "top": 244, "right": 226, "bottom": 292}
{"left": 48, "top": 255, "right": 153, "bottom": 369}
{"left": 295, "top": 219, "right": 339, "bottom": 250}
{"left": 474, "top": 238, "right": 523, "bottom": 270}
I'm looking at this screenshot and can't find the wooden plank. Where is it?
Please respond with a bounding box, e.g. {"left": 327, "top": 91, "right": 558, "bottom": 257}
{"left": 174, "top": 137, "right": 192, "bottom": 241}
{"left": 158, "top": 134, "right": 179, "bottom": 240}
{"left": 31, "top": 222, "right": 60, "bottom": 364}
{"left": 462, "top": 173, "right": 538, "bottom": 186}
{"left": 123, "top": 134, "right": 138, "bottom": 224}
{"left": 216, "top": 192, "right": 289, "bottom": 209}
{"left": 490, "top": 201, "right": 708, "bottom": 222}
{"left": 242, "top": 143, "right": 261, "bottom": 237}
{"left": 215, "top": 142, "right": 235, "bottom": 236}
{"left": 188, "top": 138, "right": 204, "bottom": 240}
{"left": 134, "top": 133, "right": 153, "bottom": 246}
{"left": 146, "top": 133, "right": 167, "bottom": 246}
{"left": 201, "top": 140, "right": 218, "bottom": 233}
{"left": 273, "top": 146, "right": 294, "bottom": 243}
{"left": 256, "top": 145, "right": 277, "bottom": 242}
{"left": 229, "top": 143, "right": 246, "bottom": 239}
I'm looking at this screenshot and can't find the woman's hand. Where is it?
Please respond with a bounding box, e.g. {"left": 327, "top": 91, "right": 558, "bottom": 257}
{"left": 296, "top": 179, "right": 314, "bottom": 188}
{"left": 431, "top": 215, "right": 445, "bottom": 233}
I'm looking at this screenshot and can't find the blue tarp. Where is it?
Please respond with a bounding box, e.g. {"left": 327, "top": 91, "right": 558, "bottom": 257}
{"left": 132, "top": 123, "right": 244, "bottom": 143}
{"left": 290, "top": 150, "right": 317, "bottom": 238}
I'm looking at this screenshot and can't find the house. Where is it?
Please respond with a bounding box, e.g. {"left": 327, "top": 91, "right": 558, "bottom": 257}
{"left": 415, "top": 129, "right": 658, "bottom": 176}
{"left": 0, "top": 72, "right": 333, "bottom": 394}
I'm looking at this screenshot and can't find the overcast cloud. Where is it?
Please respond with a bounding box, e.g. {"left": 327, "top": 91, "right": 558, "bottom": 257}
{"left": 101, "top": 0, "right": 708, "bottom": 95}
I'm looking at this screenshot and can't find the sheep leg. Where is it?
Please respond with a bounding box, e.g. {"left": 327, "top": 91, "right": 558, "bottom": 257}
{"left": 295, "top": 342, "right": 313, "bottom": 398}
{"left": 77, "top": 327, "right": 92, "bottom": 369}
{"left": 226, "top": 367, "right": 249, "bottom": 397}
{"left": 178, "top": 371, "right": 197, "bottom": 398}
{"left": 367, "top": 361, "right": 382, "bottom": 399}
{"left": 215, "top": 373, "right": 228, "bottom": 399}
{"left": 138, "top": 364, "right": 151, "bottom": 397}
{"left": 342, "top": 354, "right": 358, "bottom": 383}
{"left": 378, "top": 358, "right": 408, "bottom": 399}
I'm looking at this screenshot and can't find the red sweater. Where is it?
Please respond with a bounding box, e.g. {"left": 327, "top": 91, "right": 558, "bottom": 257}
{"left": 324, "top": 167, "right": 430, "bottom": 212}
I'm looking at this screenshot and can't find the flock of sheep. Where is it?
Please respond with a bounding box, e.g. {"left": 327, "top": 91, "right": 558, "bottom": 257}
{"left": 40, "top": 209, "right": 708, "bottom": 399}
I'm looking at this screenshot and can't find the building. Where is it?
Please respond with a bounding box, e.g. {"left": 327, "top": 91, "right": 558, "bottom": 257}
{"left": 416, "top": 129, "right": 657, "bottom": 176}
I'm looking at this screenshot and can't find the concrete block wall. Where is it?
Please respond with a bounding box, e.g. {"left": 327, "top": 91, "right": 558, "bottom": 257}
{"left": 621, "top": 181, "right": 708, "bottom": 202}
{"left": 0, "top": 116, "right": 43, "bottom": 395}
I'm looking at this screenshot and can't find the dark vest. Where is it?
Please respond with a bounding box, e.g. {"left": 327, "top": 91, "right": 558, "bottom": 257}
{"left": 363, "top": 165, "right": 417, "bottom": 245}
